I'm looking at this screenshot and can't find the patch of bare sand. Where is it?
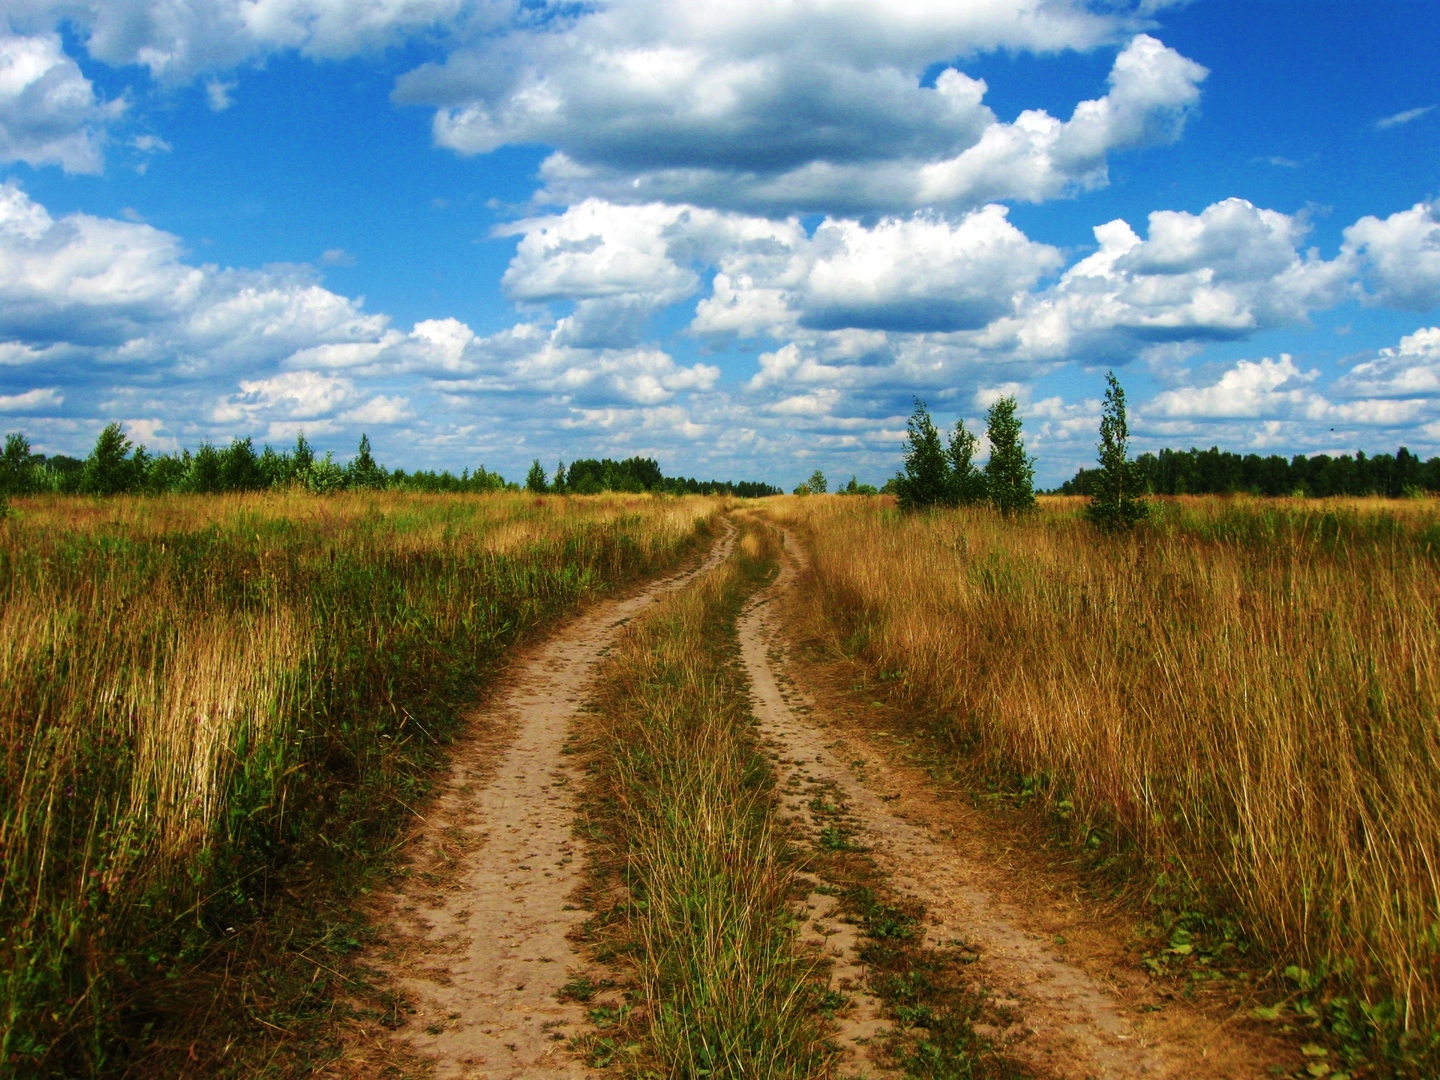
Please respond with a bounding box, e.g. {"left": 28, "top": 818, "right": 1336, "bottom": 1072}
{"left": 348, "top": 525, "right": 736, "bottom": 1079}
{"left": 739, "top": 526, "right": 1299, "bottom": 1080}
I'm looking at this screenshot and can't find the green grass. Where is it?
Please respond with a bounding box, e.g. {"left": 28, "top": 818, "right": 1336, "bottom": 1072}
{"left": 577, "top": 522, "right": 832, "bottom": 1079}
{"left": 0, "top": 490, "right": 718, "bottom": 1077}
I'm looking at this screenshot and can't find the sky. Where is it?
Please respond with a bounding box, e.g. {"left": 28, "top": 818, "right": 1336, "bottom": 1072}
{"left": 1, "top": 1, "right": 1439, "bottom": 489}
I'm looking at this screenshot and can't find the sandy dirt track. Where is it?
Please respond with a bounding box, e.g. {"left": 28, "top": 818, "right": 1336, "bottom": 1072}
{"left": 351, "top": 511, "right": 1294, "bottom": 1080}
{"left": 368, "top": 523, "right": 735, "bottom": 1079}
{"left": 737, "top": 523, "right": 1290, "bottom": 1080}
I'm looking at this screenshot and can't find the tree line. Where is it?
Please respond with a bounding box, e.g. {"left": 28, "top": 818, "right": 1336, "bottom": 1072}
{"left": 895, "top": 371, "right": 1440, "bottom": 535}
{"left": 524, "top": 456, "right": 779, "bottom": 498}
{"left": 0, "top": 423, "right": 779, "bottom": 506}
{"left": 1059, "top": 443, "right": 1440, "bottom": 499}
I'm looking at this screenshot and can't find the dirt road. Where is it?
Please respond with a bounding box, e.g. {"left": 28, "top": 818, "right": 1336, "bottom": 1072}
{"left": 366, "top": 523, "right": 735, "bottom": 1079}
{"left": 737, "top": 524, "right": 1290, "bottom": 1080}
{"left": 354, "top": 512, "right": 1292, "bottom": 1080}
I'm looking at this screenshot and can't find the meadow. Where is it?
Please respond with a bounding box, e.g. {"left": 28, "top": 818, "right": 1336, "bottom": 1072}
{"left": 0, "top": 490, "right": 719, "bottom": 1076}
{"left": 769, "top": 494, "right": 1440, "bottom": 1066}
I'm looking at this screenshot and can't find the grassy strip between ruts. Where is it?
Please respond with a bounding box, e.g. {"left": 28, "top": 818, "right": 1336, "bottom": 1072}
{"left": 0, "top": 491, "right": 721, "bottom": 1078}
{"left": 573, "top": 520, "right": 833, "bottom": 1078}
{"left": 798, "top": 771, "right": 1032, "bottom": 1080}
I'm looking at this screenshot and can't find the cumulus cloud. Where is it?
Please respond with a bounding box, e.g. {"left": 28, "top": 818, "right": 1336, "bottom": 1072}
{"left": 0, "top": 385, "right": 61, "bottom": 412}
{"left": 216, "top": 370, "right": 360, "bottom": 424}
{"left": 1141, "top": 349, "right": 1434, "bottom": 442}
{"left": 1147, "top": 355, "right": 1322, "bottom": 419}
{"left": 992, "top": 198, "right": 1351, "bottom": 363}
{"left": 0, "top": 181, "right": 388, "bottom": 367}
{"left": 394, "top": 0, "right": 1202, "bottom": 215}
{"left": 794, "top": 207, "right": 1062, "bottom": 332}
{"left": 11, "top": 0, "right": 466, "bottom": 85}
{"left": 1335, "top": 326, "right": 1440, "bottom": 399}
{"left": 500, "top": 199, "right": 1061, "bottom": 341}
{"left": 0, "top": 33, "right": 123, "bottom": 173}
{"left": 1343, "top": 200, "right": 1440, "bottom": 311}
{"left": 498, "top": 201, "right": 702, "bottom": 308}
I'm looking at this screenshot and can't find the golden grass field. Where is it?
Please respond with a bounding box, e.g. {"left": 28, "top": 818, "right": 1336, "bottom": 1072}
{"left": 768, "top": 493, "right": 1440, "bottom": 1060}
{"left": 0, "top": 490, "right": 720, "bottom": 1074}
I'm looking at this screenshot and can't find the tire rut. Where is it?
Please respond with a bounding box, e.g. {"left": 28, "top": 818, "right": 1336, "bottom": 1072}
{"left": 373, "top": 523, "right": 736, "bottom": 1079}
{"left": 739, "top": 527, "right": 1278, "bottom": 1080}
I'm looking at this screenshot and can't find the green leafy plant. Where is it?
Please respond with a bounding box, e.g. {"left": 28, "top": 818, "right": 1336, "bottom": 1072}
{"left": 895, "top": 399, "right": 953, "bottom": 510}
{"left": 982, "top": 396, "right": 1035, "bottom": 516}
{"left": 1084, "top": 372, "right": 1149, "bottom": 532}
{"left": 947, "top": 417, "right": 987, "bottom": 506}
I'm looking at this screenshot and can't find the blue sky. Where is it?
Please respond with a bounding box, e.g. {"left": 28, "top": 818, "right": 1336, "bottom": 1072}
{"left": 1, "top": 1, "right": 1439, "bottom": 488}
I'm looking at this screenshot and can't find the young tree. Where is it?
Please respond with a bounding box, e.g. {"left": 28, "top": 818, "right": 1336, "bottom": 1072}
{"left": 81, "top": 423, "right": 144, "bottom": 496}
{"left": 292, "top": 433, "right": 315, "bottom": 480}
{"left": 525, "top": 459, "right": 548, "bottom": 493}
{"left": 0, "top": 433, "right": 39, "bottom": 496}
{"left": 221, "top": 437, "right": 266, "bottom": 492}
{"left": 303, "top": 451, "right": 346, "bottom": 494}
{"left": 185, "top": 443, "right": 223, "bottom": 493}
{"left": 1084, "top": 372, "right": 1148, "bottom": 531}
{"left": 946, "top": 418, "right": 987, "bottom": 505}
{"left": 983, "top": 396, "right": 1036, "bottom": 515}
{"left": 347, "top": 433, "right": 386, "bottom": 490}
{"left": 894, "top": 399, "right": 952, "bottom": 510}
{"left": 553, "top": 461, "right": 568, "bottom": 493}
{"left": 807, "top": 468, "right": 828, "bottom": 494}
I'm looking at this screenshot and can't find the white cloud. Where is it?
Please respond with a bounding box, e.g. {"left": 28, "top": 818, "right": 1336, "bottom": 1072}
{"left": 1144, "top": 350, "right": 1434, "bottom": 436}
{"left": 217, "top": 370, "right": 360, "bottom": 423}
{"left": 130, "top": 133, "right": 170, "bottom": 153}
{"left": 1343, "top": 200, "right": 1440, "bottom": 311}
{"left": 0, "top": 33, "right": 123, "bottom": 173}
{"left": 23, "top": 0, "right": 467, "bottom": 84}
{"left": 205, "top": 79, "right": 235, "bottom": 111}
{"left": 914, "top": 35, "right": 1206, "bottom": 208}
{"left": 0, "top": 385, "right": 61, "bottom": 412}
{"left": 394, "top": 0, "right": 1202, "bottom": 215}
{"left": 1335, "top": 326, "right": 1440, "bottom": 399}
{"left": 797, "top": 206, "right": 1062, "bottom": 331}
{"left": 994, "top": 198, "right": 1351, "bottom": 363}
{"left": 342, "top": 394, "right": 413, "bottom": 424}
{"left": 498, "top": 200, "right": 703, "bottom": 307}
{"left": 0, "top": 181, "right": 387, "bottom": 368}
{"left": 1147, "top": 355, "right": 1321, "bottom": 419}
{"left": 501, "top": 199, "right": 1060, "bottom": 340}
{"left": 1374, "top": 105, "right": 1434, "bottom": 130}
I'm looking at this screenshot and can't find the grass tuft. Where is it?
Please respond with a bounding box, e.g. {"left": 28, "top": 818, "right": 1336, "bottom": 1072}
{"left": 577, "top": 522, "right": 832, "bottom": 1079}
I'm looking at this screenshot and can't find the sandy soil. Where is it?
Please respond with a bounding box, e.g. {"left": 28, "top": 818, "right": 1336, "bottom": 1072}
{"left": 360, "top": 524, "right": 735, "bottom": 1079}
{"left": 737, "top": 525, "right": 1300, "bottom": 1080}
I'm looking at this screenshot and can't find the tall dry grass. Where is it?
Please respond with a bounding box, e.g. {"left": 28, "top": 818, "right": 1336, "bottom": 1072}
{"left": 0, "top": 490, "right": 719, "bottom": 1075}
{"left": 769, "top": 494, "right": 1440, "bottom": 1061}
{"left": 582, "top": 523, "right": 830, "bottom": 1078}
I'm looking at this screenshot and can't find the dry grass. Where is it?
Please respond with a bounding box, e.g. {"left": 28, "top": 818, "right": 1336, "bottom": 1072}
{"left": 767, "top": 493, "right": 1440, "bottom": 1065}
{"left": 578, "top": 523, "right": 832, "bottom": 1078}
{"left": 0, "top": 490, "right": 720, "bottom": 1076}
